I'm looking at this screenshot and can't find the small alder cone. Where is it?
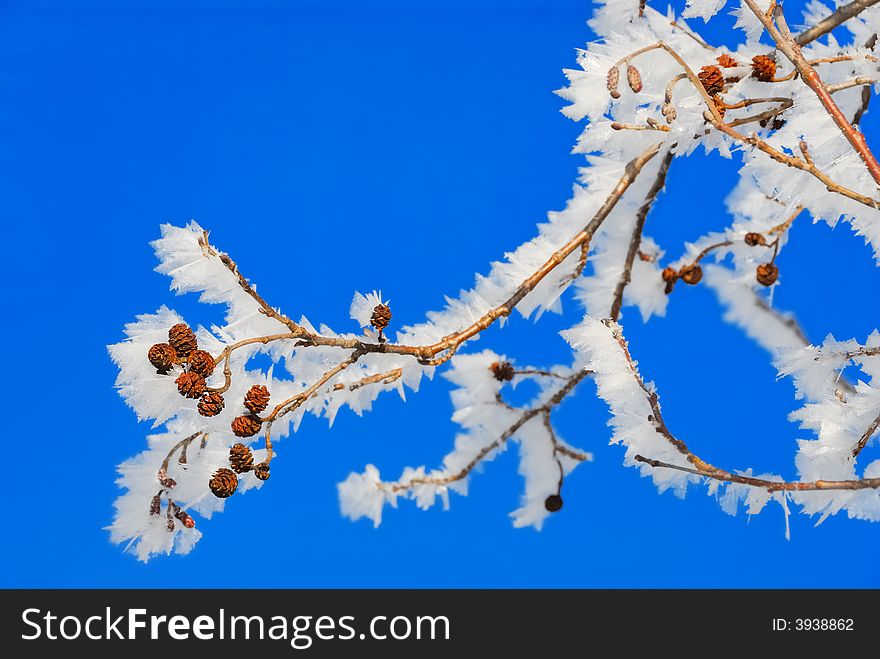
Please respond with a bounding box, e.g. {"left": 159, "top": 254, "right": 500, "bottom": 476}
{"left": 254, "top": 462, "right": 270, "bottom": 481}
{"left": 370, "top": 304, "right": 392, "bottom": 331}
{"left": 150, "top": 495, "right": 161, "bottom": 516}
{"left": 544, "top": 495, "right": 563, "bottom": 512}
{"left": 756, "top": 262, "right": 779, "bottom": 286}
{"left": 717, "top": 53, "right": 738, "bottom": 68}
{"left": 229, "top": 442, "right": 254, "bottom": 474}
{"left": 679, "top": 264, "right": 703, "bottom": 285}
{"left": 490, "top": 361, "right": 515, "bottom": 382}
{"left": 626, "top": 64, "right": 642, "bottom": 93}
{"left": 744, "top": 232, "right": 766, "bottom": 247}
{"left": 148, "top": 343, "right": 177, "bottom": 374}
{"left": 661, "top": 266, "right": 678, "bottom": 294}
{"left": 751, "top": 54, "right": 776, "bottom": 82}
{"left": 198, "top": 391, "right": 225, "bottom": 417}
{"left": 187, "top": 349, "right": 215, "bottom": 378}
{"left": 607, "top": 66, "right": 621, "bottom": 99}
{"left": 244, "top": 384, "right": 271, "bottom": 414}
{"left": 175, "top": 371, "right": 206, "bottom": 398}
{"left": 698, "top": 65, "right": 724, "bottom": 96}
{"left": 168, "top": 323, "right": 198, "bottom": 358}
{"left": 209, "top": 467, "right": 238, "bottom": 498}
{"left": 232, "top": 414, "right": 262, "bottom": 438}
{"left": 371, "top": 304, "right": 392, "bottom": 343}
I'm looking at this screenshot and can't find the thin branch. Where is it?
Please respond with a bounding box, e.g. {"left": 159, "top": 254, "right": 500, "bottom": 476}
{"left": 261, "top": 350, "right": 366, "bottom": 423}
{"left": 610, "top": 323, "right": 880, "bottom": 493}
{"left": 513, "top": 369, "right": 569, "bottom": 379}
{"left": 381, "top": 369, "right": 592, "bottom": 493}
{"left": 692, "top": 240, "right": 735, "bottom": 264}
{"left": 199, "top": 232, "right": 303, "bottom": 335}
{"left": 709, "top": 117, "right": 880, "bottom": 209}
{"left": 634, "top": 455, "right": 880, "bottom": 491}
{"left": 610, "top": 148, "right": 675, "bottom": 321}
{"left": 670, "top": 20, "right": 715, "bottom": 51}
{"left": 794, "top": 0, "right": 880, "bottom": 46}
{"left": 210, "top": 143, "right": 663, "bottom": 369}
{"left": 157, "top": 431, "right": 205, "bottom": 487}
{"left": 853, "top": 411, "right": 880, "bottom": 457}
{"left": 332, "top": 368, "right": 403, "bottom": 392}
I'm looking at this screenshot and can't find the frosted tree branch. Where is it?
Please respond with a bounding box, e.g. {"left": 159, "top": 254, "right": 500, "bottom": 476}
{"left": 108, "top": 1, "right": 880, "bottom": 559}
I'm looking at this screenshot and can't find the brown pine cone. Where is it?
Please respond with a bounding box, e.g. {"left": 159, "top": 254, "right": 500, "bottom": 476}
{"left": 150, "top": 494, "right": 161, "bottom": 516}
{"left": 679, "top": 264, "right": 703, "bottom": 285}
{"left": 244, "top": 385, "right": 271, "bottom": 414}
{"left": 229, "top": 443, "right": 254, "bottom": 474}
{"left": 370, "top": 304, "right": 392, "bottom": 331}
{"left": 168, "top": 323, "right": 198, "bottom": 358}
{"left": 490, "top": 361, "right": 515, "bottom": 382}
{"left": 208, "top": 467, "right": 238, "bottom": 498}
{"left": 698, "top": 65, "right": 724, "bottom": 96}
{"left": 187, "top": 349, "right": 215, "bottom": 377}
{"left": 254, "top": 462, "right": 270, "bottom": 481}
{"left": 148, "top": 343, "right": 177, "bottom": 374}
{"left": 744, "top": 232, "right": 766, "bottom": 247}
{"left": 232, "top": 414, "right": 262, "bottom": 438}
{"left": 717, "top": 53, "right": 738, "bottom": 68}
{"left": 751, "top": 54, "right": 777, "bottom": 82}
{"left": 756, "top": 262, "right": 779, "bottom": 286}
{"left": 197, "top": 391, "right": 225, "bottom": 417}
{"left": 175, "top": 371, "right": 206, "bottom": 398}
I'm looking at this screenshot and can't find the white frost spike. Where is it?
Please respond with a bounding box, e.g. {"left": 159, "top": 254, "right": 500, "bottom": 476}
{"left": 338, "top": 465, "right": 394, "bottom": 528}
{"left": 350, "top": 290, "right": 389, "bottom": 328}
{"left": 682, "top": 0, "right": 728, "bottom": 21}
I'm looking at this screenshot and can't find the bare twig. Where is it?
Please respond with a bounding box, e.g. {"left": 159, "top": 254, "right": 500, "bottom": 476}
{"left": 381, "top": 369, "right": 592, "bottom": 493}
{"left": 210, "top": 142, "right": 665, "bottom": 370}
{"left": 709, "top": 117, "right": 880, "bottom": 209}
{"left": 610, "top": 148, "right": 675, "bottom": 321}
{"left": 199, "top": 232, "right": 303, "bottom": 335}
{"left": 634, "top": 455, "right": 880, "bottom": 491}
{"left": 853, "top": 411, "right": 880, "bottom": 457}
{"left": 610, "top": 323, "right": 880, "bottom": 493}
{"left": 794, "top": 0, "right": 880, "bottom": 46}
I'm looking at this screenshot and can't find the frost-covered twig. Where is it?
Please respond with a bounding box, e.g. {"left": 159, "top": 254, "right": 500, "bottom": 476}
{"left": 853, "top": 412, "right": 880, "bottom": 457}
{"left": 795, "top": 0, "right": 880, "bottom": 46}
{"left": 378, "top": 369, "right": 592, "bottom": 495}
{"left": 610, "top": 149, "right": 674, "bottom": 321}
{"left": 634, "top": 454, "right": 880, "bottom": 491}
{"left": 710, "top": 119, "right": 880, "bottom": 208}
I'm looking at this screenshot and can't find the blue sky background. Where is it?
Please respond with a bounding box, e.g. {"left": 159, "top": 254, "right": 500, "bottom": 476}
{"left": 2, "top": 0, "right": 879, "bottom": 587}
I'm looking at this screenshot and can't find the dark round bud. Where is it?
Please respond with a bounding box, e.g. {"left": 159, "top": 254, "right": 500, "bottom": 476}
{"left": 544, "top": 494, "right": 563, "bottom": 512}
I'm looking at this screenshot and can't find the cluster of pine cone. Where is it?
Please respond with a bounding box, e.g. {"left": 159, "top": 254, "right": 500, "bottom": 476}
{"left": 208, "top": 443, "right": 271, "bottom": 498}
{"left": 147, "top": 322, "right": 217, "bottom": 399}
